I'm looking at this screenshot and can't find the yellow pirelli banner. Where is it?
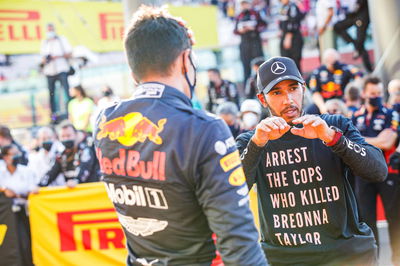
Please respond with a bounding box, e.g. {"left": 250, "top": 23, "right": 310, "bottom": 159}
{"left": 28, "top": 182, "right": 127, "bottom": 266}
{"left": 29, "top": 181, "right": 260, "bottom": 266}
{"left": 0, "top": 0, "right": 218, "bottom": 54}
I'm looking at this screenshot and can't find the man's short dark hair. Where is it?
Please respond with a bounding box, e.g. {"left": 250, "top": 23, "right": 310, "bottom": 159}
{"left": 207, "top": 68, "right": 221, "bottom": 76}
{"left": 363, "top": 76, "right": 382, "bottom": 91}
{"left": 346, "top": 86, "right": 361, "bottom": 101}
{"left": 124, "top": 6, "right": 191, "bottom": 80}
{"left": 60, "top": 123, "right": 77, "bottom": 133}
{"left": 0, "top": 125, "right": 12, "bottom": 140}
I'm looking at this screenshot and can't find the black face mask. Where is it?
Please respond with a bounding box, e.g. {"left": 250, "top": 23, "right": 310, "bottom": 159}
{"left": 184, "top": 54, "right": 197, "bottom": 99}
{"left": 103, "top": 90, "right": 112, "bottom": 97}
{"left": 42, "top": 141, "right": 53, "bottom": 152}
{"left": 333, "top": 61, "right": 341, "bottom": 69}
{"left": 368, "top": 96, "right": 382, "bottom": 108}
{"left": 61, "top": 140, "right": 75, "bottom": 150}
{"left": 12, "top": 155, "right": 22, "bottom": 166}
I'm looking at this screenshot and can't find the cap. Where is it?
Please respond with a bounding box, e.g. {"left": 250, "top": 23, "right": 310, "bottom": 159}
{"left": 257, "top": 57, "right": 304, "bottom": 94}
{"left": 240, "top": 99, "right": 262, "bottom": 115}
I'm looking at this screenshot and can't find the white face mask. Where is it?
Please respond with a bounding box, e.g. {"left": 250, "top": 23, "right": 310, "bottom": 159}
{"left": 242, "top": 112, "right": 259, "bottom": 129}
{"left": 47, "top": 31, "right": 56, "bottom": 39}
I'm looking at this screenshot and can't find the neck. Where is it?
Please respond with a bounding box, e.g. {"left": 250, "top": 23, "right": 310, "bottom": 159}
{"left": 215, "top": 79, "right": 223, "bottom": 87}
{"left": 7, "top": 164, "right": 16, "bottom": 174}
{"left": 140, "top": 75, "right": 189, "bottom": 97}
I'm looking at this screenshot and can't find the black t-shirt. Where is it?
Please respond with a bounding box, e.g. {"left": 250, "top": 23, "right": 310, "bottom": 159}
{"left": 237, "top": 114, "right": 387, "bottom": 265}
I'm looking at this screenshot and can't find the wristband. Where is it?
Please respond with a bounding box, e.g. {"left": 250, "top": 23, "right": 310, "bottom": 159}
{"left": 324, "top": 126, "right": 343, "bottom": 147}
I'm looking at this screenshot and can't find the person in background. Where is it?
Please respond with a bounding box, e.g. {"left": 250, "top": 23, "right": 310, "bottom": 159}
{"left": 0, "top": 125, "right": 29, "bottom": 166}
{"left": 388, "top": 79, "right": 400, "bottom": 112}
{"left": 315, "top": 0, "right": 336, "bottom": 59}
{"left": 245, "top": 57, "right": 265, "bottom": 99}
{"left": 352, "top": 76, "right": 400, "bottom": 265}
{"left": 344, "top": 84, "right": 362, "bottom": 117}
{"left": 28, "top": 126, "right": 65, "bottom": 187}
{"left": 234, "top": 0, "right": 266, "bottom": 83}
{"left": 240, "top": 99, "right": 262, "bottom": 131}
{"left": 97, "top": 86, "right": 120, "bottom": 110}
{"left": 307, "top": 48, "right": 362, "bottom": 114}
{"left": 334, "top": 0, "right": 372, "bottom": 72}
{"left": 91, "top": 86, "right": 120, "bottom": 129}
{"left": 40, "top": 23, "right": 72, "bottom": 122}
{"left": 38, "top": 123, "right": 99, "bottom": 188}
{"left": 0, "top": 145, "right": 37, "bottom": 266}
{"left": 278, "top": 0, "right": 305, "bottom": 72}
{"left": 207, "top": 68, "right": 239, "bottom": 113}
{"left": 68, "top": 85, "right": 95, "bottom": 133}
{"left": 216, "top": 101, "right": 244, "bottom": 138}
{"left": 325, "top": 98, "right": 348, "bottom": 116}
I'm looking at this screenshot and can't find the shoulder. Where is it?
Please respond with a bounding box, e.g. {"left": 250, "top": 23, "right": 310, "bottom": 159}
{"left": 236, "top": 129, "right": 255, "bottom": 144}
{"left": 191, "top": 109, "right": 225, "bottom": 124}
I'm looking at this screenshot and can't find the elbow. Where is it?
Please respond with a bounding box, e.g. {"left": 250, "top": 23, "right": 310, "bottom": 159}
{"left": 371, "top": 161, "right": 388, "bottom": 183}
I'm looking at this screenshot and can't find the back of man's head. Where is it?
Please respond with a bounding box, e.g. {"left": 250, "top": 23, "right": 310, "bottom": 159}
{"left": 124, "top": 6, "right": 192, "bottom": 81}
{"left": 345, "top": 85, "right": 361, "bottom": 102}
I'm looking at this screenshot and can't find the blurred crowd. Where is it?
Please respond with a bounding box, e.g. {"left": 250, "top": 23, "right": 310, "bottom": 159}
{"left": 1, "top": 0, "right": 400, "bottom": 265}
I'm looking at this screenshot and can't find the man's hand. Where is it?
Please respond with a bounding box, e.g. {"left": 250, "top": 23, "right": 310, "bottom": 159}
{"left": 291, "top": 115, "right": 335, "bottom": 143}
{"left": 66, "top": 179, "right": 78, "bottom": 188}
{"left": 251, "top": 116, "right": 291, "bottom": 147}
{"left": 4, "top": 188, "right": 17, "bottom": 198}
{"left": 283, "top": 33, "right": 293, "bottom": 50}
{"left": 318, "top": 26, "right": 326, "bottom": 36}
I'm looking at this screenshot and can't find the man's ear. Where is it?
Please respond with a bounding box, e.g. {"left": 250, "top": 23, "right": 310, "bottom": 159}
{"left": 257, "top": 93, "right": 268, "bottom": 108}
{"left": 181, "top": 49, "right": 191, "bottom": 74}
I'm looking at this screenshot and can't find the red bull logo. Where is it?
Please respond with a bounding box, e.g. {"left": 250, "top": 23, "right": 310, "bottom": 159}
{"left": 96, "top": 113, "right": 167, "bottom": 146}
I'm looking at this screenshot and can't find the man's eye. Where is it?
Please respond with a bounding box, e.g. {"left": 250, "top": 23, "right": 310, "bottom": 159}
{"left": 272, "top": 91, "right": 281, "bottom": 95}
{"left": 290, "top": 86, "right": 299, "bottom": 91}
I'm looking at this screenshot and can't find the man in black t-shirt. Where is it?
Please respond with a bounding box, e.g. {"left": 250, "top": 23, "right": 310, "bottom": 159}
{"left": 237, "top": 56, "right": 387, "bottom": 265}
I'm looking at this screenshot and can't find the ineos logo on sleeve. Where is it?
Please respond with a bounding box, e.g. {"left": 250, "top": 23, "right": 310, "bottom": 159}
{"left": 271, "top": 62, "right": 287, "bottom": 75}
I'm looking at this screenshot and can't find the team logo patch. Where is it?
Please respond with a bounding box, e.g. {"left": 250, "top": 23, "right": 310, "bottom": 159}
{"left": 229, "top": 167, "right": 246, "bottom": 186}
{"left": 271, "top": 62, "right": 286, "bottom": 75}
{"left": 133, "top": 83, "right": 165, "bottom": 99}
{"left": 96, "top": 113, "right": 166, "bottom": 146}
{"left": 117, "top": 213, "right": 168, "bottom": 237}
{"left": 214, "top": 137, "right": 236, "bottom": 156}
{"left": 220, "top": 150, "right": 241, "bottom": 172}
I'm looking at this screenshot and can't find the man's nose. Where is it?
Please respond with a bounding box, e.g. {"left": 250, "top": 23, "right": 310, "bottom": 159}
{"left": 282, "top": 92, "right": 294, "bottom": 105}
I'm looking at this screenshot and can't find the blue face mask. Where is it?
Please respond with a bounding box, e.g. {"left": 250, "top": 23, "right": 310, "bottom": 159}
{"left": 184, "top": 54, "right": 197, "bottom": 99}
{"left": 368, "top": 96, "right": 382, "bottom": 108}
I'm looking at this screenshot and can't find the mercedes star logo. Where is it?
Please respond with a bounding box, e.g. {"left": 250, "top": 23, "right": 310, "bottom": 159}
{"left": 271, "top": 62, "right": 287, "bottom": 75}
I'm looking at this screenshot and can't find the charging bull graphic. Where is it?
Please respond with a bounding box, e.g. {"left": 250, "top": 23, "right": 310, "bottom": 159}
{"left": 97, "top": 113, "right": 167, "bottom": 146}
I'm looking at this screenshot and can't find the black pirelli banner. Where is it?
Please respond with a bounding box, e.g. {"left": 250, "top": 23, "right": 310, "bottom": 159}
{"left": 0, "top": 193, "right": 22, "bottom": 266}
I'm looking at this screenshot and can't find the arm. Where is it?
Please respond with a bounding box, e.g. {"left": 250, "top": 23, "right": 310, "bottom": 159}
{"left": 39, "top": 159, "right": 62, "bottom": 186}
{"left": 75, "top": 147, "right": 96, "bottom": 183}
{"left": 319, "top": 7, "right": 333, "bottom": 35}
{"left": 233, "top": 15, "right": 242, "bottom": 35}
{"left": 236, "top": 131, "right": 263, "bottom": 188}
{"left": 237, "top": 116, "right": 291, "bottom": 188}
{"left": 312, "top": 92, "right": 328, "bottom": 114}
{"left": 195, "top": 121, "right": 266, "bottom": 265}
{"left": 256, "top": 11, "right": 267, "bottom": 32}
{"left": 327, "top": 115, "right": 388, "bottom": 182}
{"left": 364, "top": 128, "right": 397, "bottom": 150}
